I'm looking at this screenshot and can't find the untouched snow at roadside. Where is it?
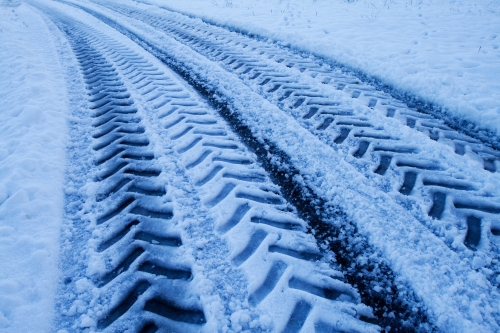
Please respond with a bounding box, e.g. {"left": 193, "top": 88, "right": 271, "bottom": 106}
{"left": 0, "top": 3, "right": 68, "bottom": 332}
{"left": 139, "top": 0, "right": 500, "bottom": 138}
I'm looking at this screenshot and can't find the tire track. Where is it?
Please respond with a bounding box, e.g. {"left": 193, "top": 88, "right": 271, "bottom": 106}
{"left": 89, "top": 0, "right": 500, "bottom": 287}
{"left": 37, "top": 3, "right": 390, "bottom": 332}
{"left": 46, "top": 1, "right": 439, "bottom": 331}
{"left": 41, "top": 13, "right": 208, "bottom": 332}
{"left": 72, "top": 18, "right": 381, "bottom": 333}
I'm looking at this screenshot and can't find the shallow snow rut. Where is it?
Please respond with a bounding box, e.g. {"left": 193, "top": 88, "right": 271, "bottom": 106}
{"left": 90, "top": 0, "right": 500, "bottom": 289}
{"left": 35, "top": 3, "right": 384, "bottom": 332}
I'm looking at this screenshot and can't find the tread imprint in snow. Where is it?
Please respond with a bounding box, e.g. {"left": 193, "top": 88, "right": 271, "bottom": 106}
{"left": 52, "top": 18, "right": 207, "bottom": 332}
{"left": 111, "top": 39, "right": 377, "bottom": 333}
{"left": 44, "top": 5, "right": 385, "bottom": 332}
{"left": 93, "top": 0, "right": 500, "bottom": 285}
{"left": 56, "top": 1, "right": 441, "bottom": 330}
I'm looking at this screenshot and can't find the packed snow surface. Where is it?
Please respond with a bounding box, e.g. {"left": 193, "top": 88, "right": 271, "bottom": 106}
{"left": 0, "top": 3, "right": 68, "bottom": 332}
{"left": 141, "top": 0, "right": 500, "bottom": 138}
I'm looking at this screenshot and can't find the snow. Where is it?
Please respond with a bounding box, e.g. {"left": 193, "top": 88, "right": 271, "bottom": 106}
{"left": 23, "top": 2, "right": 379, "bottom": 331}
{"left": 68, "top": 1, "right": 499, "bottom": 329}
{"left": 0, "top": 3, "right": 69, "bottom": 332}
{"left": 1, "top": 0, "right": 500, "bottom": 331}
{"left": 139, "top": 0, "right": 500, "bottom": 139}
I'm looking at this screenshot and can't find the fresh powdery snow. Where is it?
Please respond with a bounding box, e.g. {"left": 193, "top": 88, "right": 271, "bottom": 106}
{"left": 0, "top": 2, "right": 69, "bottom": 332}
{"left": 1, "top": 0, "right": 500, "bottom": 332}
{"left": 140, "top": 0, "right": 500, "bottom": 139}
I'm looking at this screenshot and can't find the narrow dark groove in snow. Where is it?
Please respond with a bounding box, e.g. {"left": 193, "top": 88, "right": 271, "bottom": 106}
{"left": 138, "top": 261, "right": 192, "bottom": 280}
{"left": 288, "top": 277, "right": 351, "bottom": 301}
{"left": 97, "top": 280, "right": 151, "bottom": 329}
{"left": 281, "top": 300, "right": 311, "bottom": 333}
{"left": 268, "top": 245, "right": 322, "bottom": 261}
{"left": 464, "top": 216, "right": 482, "bottom": 250}
{"left": 232, "top": 229, "right": 267, "bottom": 266}
{"left": 427, "top": 192, "right": 447, "bottom": 220}
{"left": 248, "top": 260, "right": 287, "bottom": 307}
{"left": 143, "top": 299, "right": 206, "bottom": 325}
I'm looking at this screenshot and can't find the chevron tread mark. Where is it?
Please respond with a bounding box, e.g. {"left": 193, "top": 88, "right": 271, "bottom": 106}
{"left": 49, "top": 17, "right": 207, "bottom": 332}
{"left": 54, "top": 12, "right": 383, "bottom": 331}
{"left": 91, "top": 1, "right": 500, "bottom": 285}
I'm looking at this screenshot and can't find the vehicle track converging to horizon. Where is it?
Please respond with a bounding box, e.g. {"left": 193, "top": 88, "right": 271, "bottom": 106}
{"left": 91, "top": 0, "right": 500, "bottom": 267}
{"left": 28, "top": 0, "right": 500, "bottom": 331}
{"left": 33, "top": 2, "right": 415, "bottom": 332}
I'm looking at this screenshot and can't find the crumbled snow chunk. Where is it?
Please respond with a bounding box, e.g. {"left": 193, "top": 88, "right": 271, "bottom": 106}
{"left": 472, "top": 256, "right": 491, "bottom": 270}
{"left": 259, "top": 314, "right": 271, "bottom": 329}
{"left": 79, "top": 314, "right": 95, "bottom": 328}
{"left": 75, "top": 278, "right": 92, "bottom": 294}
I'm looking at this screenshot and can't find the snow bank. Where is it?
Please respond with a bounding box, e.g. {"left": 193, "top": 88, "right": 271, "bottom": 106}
{"left": 140, "top": 0, "right": 500, "bottom": 138}
{"left": 0, "top": 3, "right": 68, "bottom": 332}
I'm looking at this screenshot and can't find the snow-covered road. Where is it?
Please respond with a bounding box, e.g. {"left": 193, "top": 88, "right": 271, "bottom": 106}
{"left": 1, "top": 0, "right": 499, "bottom": 332}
